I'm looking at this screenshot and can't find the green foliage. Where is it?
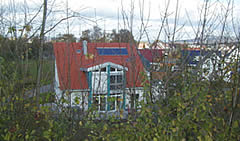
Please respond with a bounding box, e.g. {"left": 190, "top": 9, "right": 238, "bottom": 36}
{"left": 0, "top": 53, "right": 67, "bottom": 141}
{"left": 1, "top": 56, "right": 240, "bottom": 140}
{"left": 56, "top": 34, "right": 77, "bottom": 42}
{"left": 85, "top": 68, "right": 240, "bottom": 140}
{"left": 1, "top": 56, "right": 240, "bottom": 141}
{"left": 79, "top": 26, "right": 135, "bottom": 43}
{"left": 1, "top": 32, "right": 240, "bottom": 140}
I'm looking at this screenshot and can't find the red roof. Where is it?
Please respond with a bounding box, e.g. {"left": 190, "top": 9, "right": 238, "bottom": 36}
{"left": 53, "top": 42, "right": 145, "bottom": 90}
{"left": 139, "top": 49, "right": 163, "bottom": 62}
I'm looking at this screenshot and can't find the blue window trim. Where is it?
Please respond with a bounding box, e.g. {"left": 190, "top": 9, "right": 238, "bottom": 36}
{"left": 88, "top": 71, "right": 92, "bottom": 108}
{"left": 107, "top": 65, "right": 110, "bottom": 111}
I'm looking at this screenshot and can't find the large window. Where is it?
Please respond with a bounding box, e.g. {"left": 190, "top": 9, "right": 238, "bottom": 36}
{"left": 91, "top": 65, "right": 125, "bottom": 112}
{"left": 93, "top": 95, "right": 107, "bottom": 111}
{"left": 110, "top": 75, "right": 123, "bottom": 90}
{"left": 93, "top": 94, "right": 122, "bottom": 112}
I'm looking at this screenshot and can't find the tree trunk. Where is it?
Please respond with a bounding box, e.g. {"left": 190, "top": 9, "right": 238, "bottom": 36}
{"left": 36, "top": 0, "right": 47, "bottom": 108}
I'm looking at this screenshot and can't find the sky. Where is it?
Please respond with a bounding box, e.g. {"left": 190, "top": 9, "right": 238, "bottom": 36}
{"left": 2, "top": 0, "right": 240, "bottom": 41}
{"left": 63, "top": 0, "right": 206, "bottom": 40}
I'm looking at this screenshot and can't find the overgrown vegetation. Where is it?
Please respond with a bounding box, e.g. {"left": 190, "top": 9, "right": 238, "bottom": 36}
{"left": 0, "top": 55, "right": 239, "bottom": 140}
{"left": 1, "top": 0, "right": 240, "bottom": 140}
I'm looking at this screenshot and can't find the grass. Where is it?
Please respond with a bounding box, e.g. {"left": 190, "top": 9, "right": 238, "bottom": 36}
{"left": 18, "top": 59, "right": 55, "bottom": 88}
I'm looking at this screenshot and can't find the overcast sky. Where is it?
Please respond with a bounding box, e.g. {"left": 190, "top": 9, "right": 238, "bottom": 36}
{"left": 2, "top": 0, "right": 240, "bottom": 41}
{"left": 64, "top": 0, "right": 209, "bottom": 40}
{"left": 61, "top": 0, "right": 240, "bottom": 41}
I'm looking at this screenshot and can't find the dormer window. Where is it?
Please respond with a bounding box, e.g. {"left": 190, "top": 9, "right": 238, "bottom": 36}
{"left": 88, "top": 62, "right": 127, "bottom": 112}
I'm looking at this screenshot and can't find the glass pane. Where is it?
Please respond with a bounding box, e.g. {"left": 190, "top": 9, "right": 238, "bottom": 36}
{"left": 101, "top": 67, "right": 106, "bottom": 72}
{"left": 117, "top": 96, "right": 121, "bottom": 109}
{"left": 93, "top": 97, "right": 99, "bottom": 110}
{"left": 110, "top": 75, "right": 115, "bottom": 83}
{"left": 100, "top": 96, "right": 106, "bottom": 111}
{"left": 76, "top": 49, "right": 81, "bottom": 53}
{"left": 136, "top": 94, "right": 139, "bottom": 101}
{"left": 110, "top": 85, "right": 116, "bottom": 90}
{"left": 116, "top": 84, "right": 122, "bottom": 89}
{"left": 109, "top": 97, "right": 115, "bottom": 111}
{"left": 110, "top": 67, "right": 116, "bottom": 71}
{"left": 117, "top": 75, "right": 122, "bottom": 83}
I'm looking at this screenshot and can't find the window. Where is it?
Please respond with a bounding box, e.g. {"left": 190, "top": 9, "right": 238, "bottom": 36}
{"left": 218, "top": 63, "right": 221, "bottom": 70}
{"left": 109, "top": 96, "right": 116, "bottom": 110}
{"left": 109, "top": 94, "right": 122, "bottom": 111}
{"left": 76, "top": 49, "right": 81, "bottom": 54}
{"left": 110, "top": 67, "right": 122, "bottom": 72}
{"left": 110, "top": 67, "right": 116, "bottom": 71}
{"left": 93, "top": 94, "right": 122, "bottom": 112}
{"left": 128, "top": 94, "right": 140, "bottom": 109}
{"left": 97, "top": 48, "right": 128, "bottom": 55}
{"left": 92, "top": 67, "right": 106, "bottom": 72}
{"left": 110, "top": 75, "right": 123, "bottom": 90}
{"left": 151, "top": 64, "right": 162, "bottom": 72}
{"left": 117, "top": 75, "right": 122, "bottom": 83}
{"left": 100, "top": 96, "right": 106, "bottom": 111}
{"left": 92, "top": 95, "right": 107, "bottom": 111}
{"left": 93, "top": 97, "right": 99, "bottom": 110}
{"left": 117, "top": 96, "right": 122, "bottom": 109}
{"left": 101, "top": 67, "right": 106, "bottom": 72}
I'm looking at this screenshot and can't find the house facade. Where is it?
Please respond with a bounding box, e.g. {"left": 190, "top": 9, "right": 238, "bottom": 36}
{"left": 138, "top": 49, "right": 166, "bottom": 101}
{"left": 181, "top": 48, "right": 225, "bottom": 80}
{"left": 53, "top": 42, "right": 145, "bottom": 112}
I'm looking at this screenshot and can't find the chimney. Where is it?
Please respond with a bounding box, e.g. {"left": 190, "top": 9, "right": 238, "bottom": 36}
{"left": 83, "top": 40, "right": 87, "bottom": 55}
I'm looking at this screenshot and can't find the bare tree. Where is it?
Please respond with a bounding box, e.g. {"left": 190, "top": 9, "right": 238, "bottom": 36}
{"left": 35, "top": 0, "right": 48, "bottom": 108}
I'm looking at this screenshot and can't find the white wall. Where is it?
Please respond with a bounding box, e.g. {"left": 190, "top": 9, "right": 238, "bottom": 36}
{"left": 54, "top": 60, "right": 89, "bottom": 110}
{"left": 125, "top": 88, "right": 144, "bottom": 109}
{"left": 71, "top": 92, "right": 89, "bottom": 111}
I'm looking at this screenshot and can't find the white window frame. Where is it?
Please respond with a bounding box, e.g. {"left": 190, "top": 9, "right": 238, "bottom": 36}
{"left": 92, "top": 94, "right": 122, "bottom": 112}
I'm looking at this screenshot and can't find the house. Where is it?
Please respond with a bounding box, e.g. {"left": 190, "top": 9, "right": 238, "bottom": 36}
{"left": 139, "top": 49, "right": 163, "bottom": 73}
{"left": 138, "top": 49, "right": 167, "bottom": 101}
{"left": 181, "top": 48, "right": 223, "bottom": 80}
{"left": 138, "top": 41, "right": 170, "bottom": 50}
{"left": 138, "top": 48, "right": 180, "bottom": 77}
{"left": 181, "top": 48, "right": 202, "bottom": 67}
{"left": 218, "top": 44, "right": 240, "bottom": 81}
{"left": 53, "top": 41, "right": 145, "bottom": 113}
